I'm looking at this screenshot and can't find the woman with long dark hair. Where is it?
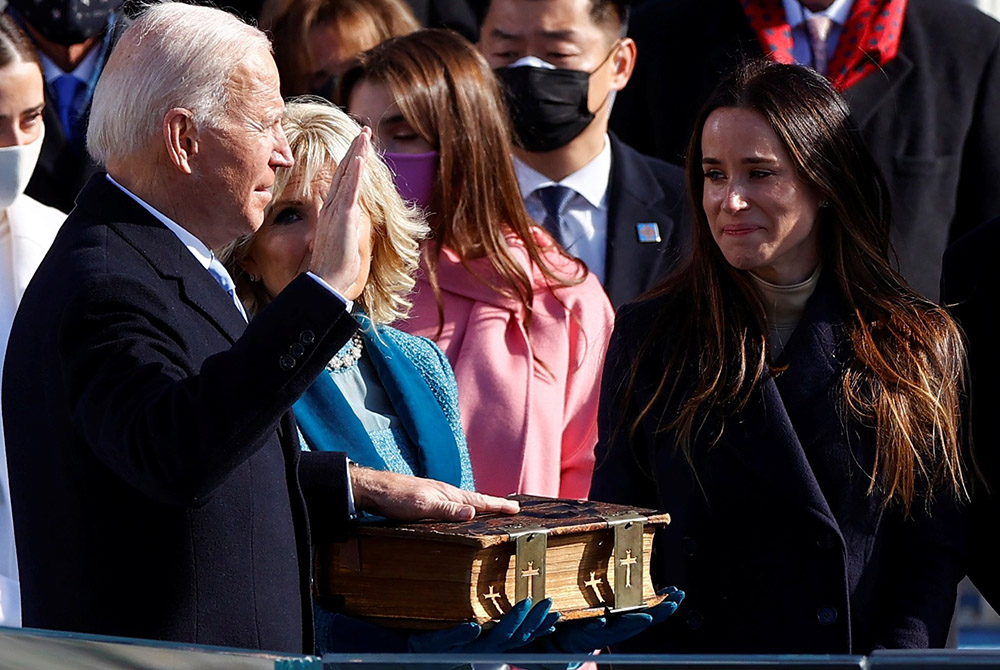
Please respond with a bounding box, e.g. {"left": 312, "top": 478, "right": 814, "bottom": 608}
{"left": 591, "top": 60, "right": 968, "bottom": 654}
{"left": 343, "top": 29, "right": 614, "bottom": 499}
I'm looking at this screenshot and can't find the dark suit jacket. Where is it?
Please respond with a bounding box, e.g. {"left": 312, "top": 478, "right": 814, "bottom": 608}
{"left": 941, "top": 218, "right": 1000, "bottom": 612}
{"left": 603, "top": 134, "right": 690, "bottom": 308}
{"left": 610, "top": 0, "right": 1000, "bottom": 299}
{"left": 3, "top": 174, "right": 357, "bottom": 653}
{"left": 405, "top": 0, "right": 478, "bottom": 41}
{"left": 591, "top": 274, "right": 964, "bottom": 653}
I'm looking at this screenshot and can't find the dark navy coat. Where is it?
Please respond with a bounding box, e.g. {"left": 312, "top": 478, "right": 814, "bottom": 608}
{"left": 591, "top": 274, "right": 965, "bottom": 653}
{"left": 3, "top": 174, "right": 357, "bottom": 653}
{"left": 942, "top": 217, "right": 1000, "bottom": 612}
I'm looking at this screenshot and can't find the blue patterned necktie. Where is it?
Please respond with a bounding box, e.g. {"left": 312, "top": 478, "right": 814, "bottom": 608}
{"left": 53, "top": 74, "right": 86, "bottom": 143}
{"left": 535, "top": 184, "right": 576, "bottom": 249}
{"left": 207, "top": 256, "right": 248, "bottom": 322}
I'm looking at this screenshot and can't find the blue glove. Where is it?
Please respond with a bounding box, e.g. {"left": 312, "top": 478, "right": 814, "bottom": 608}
{"left": 408, "top": 597, "right": 560, "bottom": 653}
{"left": 535, "top": 586, "right": 685, "bottom": 654}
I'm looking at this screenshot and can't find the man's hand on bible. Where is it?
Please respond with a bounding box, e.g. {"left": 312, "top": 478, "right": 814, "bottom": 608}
{"left": 349, "top": 465, "right": 519, "bottom": 521}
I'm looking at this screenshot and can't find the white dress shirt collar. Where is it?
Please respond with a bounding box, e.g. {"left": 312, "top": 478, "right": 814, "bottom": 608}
{"left": 39, "top": 43, "right": 101, "bottom": 86}
{"left": 513, "top": 135, "right": 612, "bottom": 209}
{"left": 105, "top": 174, "right": 214, "bottom": 271}
{"left": 105, "top": 174, "right": 352, "bottom": 313}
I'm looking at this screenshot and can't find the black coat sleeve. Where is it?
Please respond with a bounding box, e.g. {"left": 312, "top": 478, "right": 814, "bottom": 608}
{"left": 61, "top": 272, "right": 357, "bottom": 507}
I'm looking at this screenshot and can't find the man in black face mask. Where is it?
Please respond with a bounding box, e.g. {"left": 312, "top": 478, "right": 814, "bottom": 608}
{"left": 477, "top": 0, "right": 690, "bottom": 308}
{"left": 5, "top": 0, "right": 122, "bottom": 213}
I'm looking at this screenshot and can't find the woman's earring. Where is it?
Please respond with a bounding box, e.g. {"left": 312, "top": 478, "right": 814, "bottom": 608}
{"left": 820, "top": 199, "right": 831, "bottom": 208}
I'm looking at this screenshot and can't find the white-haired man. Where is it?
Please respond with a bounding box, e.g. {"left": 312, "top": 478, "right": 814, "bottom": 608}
{"left": 1, "top": 2, "right": 515, "bottom": 653}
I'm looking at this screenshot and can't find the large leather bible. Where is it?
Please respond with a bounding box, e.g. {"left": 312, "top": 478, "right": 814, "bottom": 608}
{"left": 315, "top": 495, "right": 671, "bottom": 629}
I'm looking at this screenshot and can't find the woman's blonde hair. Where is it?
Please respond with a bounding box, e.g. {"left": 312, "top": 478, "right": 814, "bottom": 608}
{"left": 220, "top": 98, "right": 427, "bottom": 325}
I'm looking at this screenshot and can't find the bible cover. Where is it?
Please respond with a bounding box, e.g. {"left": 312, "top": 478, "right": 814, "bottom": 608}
{"left": 314, "top": 495, "right": 671, "bottom": 629}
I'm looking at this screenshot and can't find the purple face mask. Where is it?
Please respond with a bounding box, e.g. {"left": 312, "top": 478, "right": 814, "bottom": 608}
{"left": 383, "top": 151, "right": 438, "bottom": 211}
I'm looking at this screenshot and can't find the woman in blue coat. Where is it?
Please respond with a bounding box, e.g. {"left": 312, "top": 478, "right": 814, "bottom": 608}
{"left": 223, "top": 100, "right": 473, "bottom": 492}
{"left": 591, "top": 60, "right": 969, "bottom": 655}
{"left": 222, "top": 99, "right": 681, "bottom": 655}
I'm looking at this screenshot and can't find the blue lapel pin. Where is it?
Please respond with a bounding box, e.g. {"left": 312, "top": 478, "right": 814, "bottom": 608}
{"left": 635, "top": 222, "right": 661, "bottom": 243}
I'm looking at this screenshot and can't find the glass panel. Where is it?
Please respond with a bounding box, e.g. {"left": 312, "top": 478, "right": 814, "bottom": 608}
{"left": 0, "top": 626, "right": 319, "bottom": 669}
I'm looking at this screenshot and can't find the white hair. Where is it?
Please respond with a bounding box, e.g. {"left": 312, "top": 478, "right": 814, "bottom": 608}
{"left": 87, "top": 2, "right": 271, "bottom": 164}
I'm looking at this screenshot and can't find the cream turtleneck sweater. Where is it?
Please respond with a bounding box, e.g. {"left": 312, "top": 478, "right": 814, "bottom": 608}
{"left": 750, "top": 267, "right": 822, "bottom": 360}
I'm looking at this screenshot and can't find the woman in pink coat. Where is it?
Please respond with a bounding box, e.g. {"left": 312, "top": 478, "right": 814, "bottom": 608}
{"left": 344, "top": 29, "right": 614, "bottom": 498}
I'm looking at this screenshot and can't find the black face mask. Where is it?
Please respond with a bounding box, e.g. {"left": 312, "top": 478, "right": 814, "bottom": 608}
{"left": 495, "top": 46, "right": 617, "bottom": 153}
{"left": 496, "top": 64, "right": 593, "bottom": 153}
{"left": 9, "top": 0, "right": 120, "bottom": 46}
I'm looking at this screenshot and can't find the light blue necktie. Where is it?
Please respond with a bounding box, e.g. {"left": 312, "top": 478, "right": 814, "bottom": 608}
{"left": 535, "top": 184, "right": 577, "bottom": 250}
{"left": 53, "top": 74, "right": 86, "bottom": 143}
{"left": 207, "top": 256, "right": 248, "bottom": 322}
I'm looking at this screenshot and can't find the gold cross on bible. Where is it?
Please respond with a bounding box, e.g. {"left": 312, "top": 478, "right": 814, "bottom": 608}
{"left": 619, "top": 549, "right": 638, "bottom": 588}
{"left": 521, "top": 560, "right": 540, "bottom": 594}
{"left": 584, "top": 571, "right": 605, "bottom": 603}
{"left": 483, "top": 585, "right": 503, "bottom": 612}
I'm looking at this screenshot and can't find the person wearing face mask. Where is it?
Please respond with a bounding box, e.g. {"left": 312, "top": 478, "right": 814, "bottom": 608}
{"left": 476, "top": 0, "right": 690, "bottom": 309}
{"left": 0, "top": 14, "right": 66, "bottom": 628}
{"left": 610, "top": 0, "right": 1000, "bottom": 302}
{"left": 343, "top": 29, "right": 616, "bottom": 501}
{"left": 219, "top": 99, "right": 575, "bottom": 656}
{"left": 4, "top": 0, "right": 123, "bottom": 213}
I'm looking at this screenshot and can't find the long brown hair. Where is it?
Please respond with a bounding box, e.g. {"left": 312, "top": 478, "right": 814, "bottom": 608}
{"left": 623, "top": 60, "right": 967, "bottom": 513}
{"left": 341, "top": 29, "right": 583, "bottom": 337}
{"left": 0, "top": 14, "right": 41, "bottom": 69}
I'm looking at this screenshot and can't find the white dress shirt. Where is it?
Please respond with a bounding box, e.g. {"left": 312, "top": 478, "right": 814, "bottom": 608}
{"left": 781, "top": 0, "right": 856, "bottom": 68}
{"left": 514, "top": 135, "right": 612, "bottom": 284}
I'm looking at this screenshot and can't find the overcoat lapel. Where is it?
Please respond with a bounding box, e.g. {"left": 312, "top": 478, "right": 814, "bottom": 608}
{"left": 722, "top": 380, "right": 841, "bottom": 533}
{"left": 605, "top": 137, "right": 665, "bottom": 303}
{"left": 604, "top": 135, "right": 688, "bottom": 306}
{"left": 75, "top": 174, "right": 247, "bottom": 343}
{"left": 721, "top": 274, "right": 848, "bottom": 534}
{"left": 843, "top": 50, "right": 915, "bottom": 129}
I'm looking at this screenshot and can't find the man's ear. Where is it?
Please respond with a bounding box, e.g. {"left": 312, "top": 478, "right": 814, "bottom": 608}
{"left": 610, "top": 37, "right": 637, "bottom": 92}
{"left": 163, "top": 108, "right": 199, "bottom": 175}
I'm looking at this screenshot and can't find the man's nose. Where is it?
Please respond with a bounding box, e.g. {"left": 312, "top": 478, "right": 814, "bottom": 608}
{"left": 271, "top": 125, "right": 293, "bottom": 167}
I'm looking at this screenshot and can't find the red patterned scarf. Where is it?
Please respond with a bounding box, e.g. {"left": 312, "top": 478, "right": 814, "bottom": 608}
{"left": 742, "top": 0, "right": 908, "bottom": 91}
